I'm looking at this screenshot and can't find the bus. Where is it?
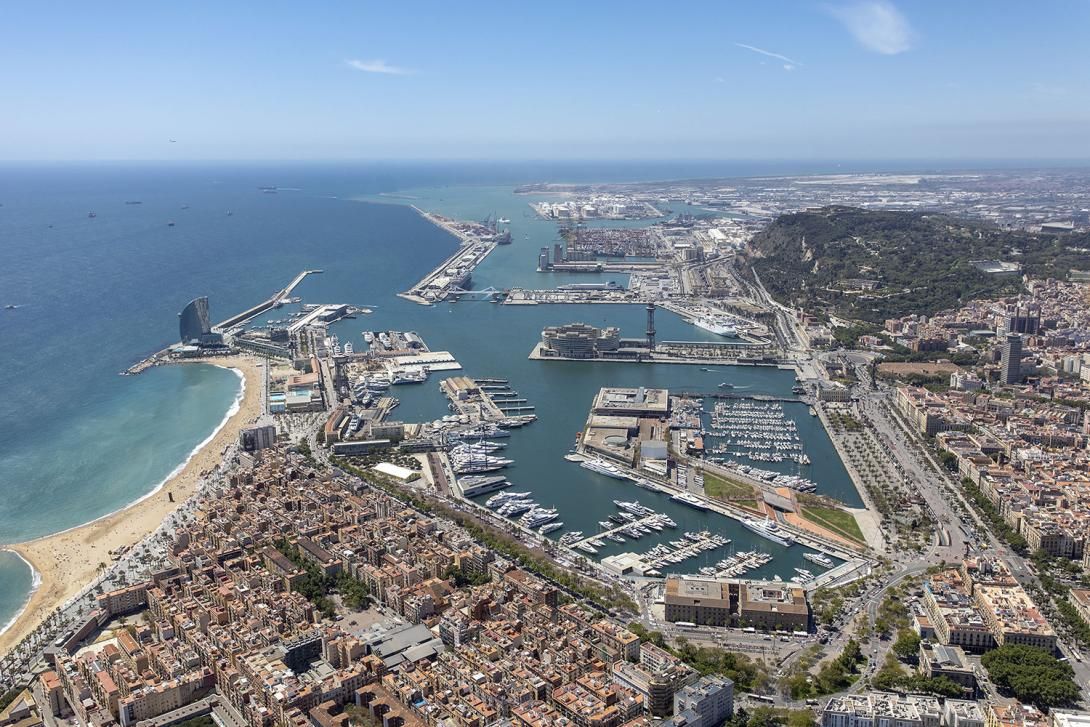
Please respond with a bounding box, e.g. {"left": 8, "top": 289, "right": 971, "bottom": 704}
{"left": 674, "top": 621, "right": 696, "bottom": 629}
{"left": 748, "top": 694, "right": 775, "bottom": 704}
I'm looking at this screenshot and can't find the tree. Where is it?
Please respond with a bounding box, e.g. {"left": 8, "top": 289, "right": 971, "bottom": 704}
{"left": 981, "top": 645, "right": 1080, "bottom": 709}
{"left": 892, "top": 630, "right": 921, "bottom": 661}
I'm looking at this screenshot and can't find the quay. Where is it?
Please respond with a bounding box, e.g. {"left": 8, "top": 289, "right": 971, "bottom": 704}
{"left": 217, "top": 269, "right": 322, "bottom": 331}
{"left": 400, "top": 208, "right": 503, "bottom": 305}
{"left": 528, "top": 341, "right": 782, "bottom": 367}
{"left": 122, "top": 269, "right": 321, "bottom": 374}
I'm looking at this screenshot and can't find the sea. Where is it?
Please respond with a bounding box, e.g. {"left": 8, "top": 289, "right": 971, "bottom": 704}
{"left": 0, "top": 158, "right": 989, "bottom": 635}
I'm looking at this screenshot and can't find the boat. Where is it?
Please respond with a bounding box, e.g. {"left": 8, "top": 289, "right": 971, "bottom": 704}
{"left": 167, "top": 220, "right": 175, "bottom": 227}
{"left": 575, "top": 543, "right": 598, "bottom": 555}
{"left": 741, "top": 517, "right": 796, "bottom": 547}
{"left": 87, "top": 211, "right": 97, "bottom": 218}
{"left": 670, "top": 491, "right": 710, "bottom": 510}
{"left": 581, "top": 459, "right": 627, "bottom": 479}
{"left": 363, "top": 331, "right": 375, "bottom": 343}
{"left": 717, "top": 382, "right": 734, "bottom": 389}
{"left": 485, "top": 491, "right": 531, "bottom": 508}
{"left": 520, "top": 507, "right": 559, "bottom": 528}
{"left": 497, "top": 217, "right": 510, "bottom": 224}
{"left": 693, "top": 318, "right": 738, "bottom": 337}
{"left": 539, "top": 522, "right": 563, "bottom": 535}
{"left": 607, "top": 533, "right": 626, "bottom": 543}
{"left": 809, "top": 407, "right": 817, "bottom": 417}
{"left": 459, "top": 476, "right": 510, "bottom": 498}
{"left": 803, "top": 552, "right": 834, "bottom": 568}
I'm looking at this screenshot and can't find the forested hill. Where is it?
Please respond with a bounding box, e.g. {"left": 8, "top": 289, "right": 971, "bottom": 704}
{"left": 746, "top": 206, "right": 1090, "bottom": 322}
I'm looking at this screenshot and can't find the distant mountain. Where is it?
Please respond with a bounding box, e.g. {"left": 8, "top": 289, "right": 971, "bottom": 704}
{"left": 746, "top": 206, "right": 1090, "bottom": 322}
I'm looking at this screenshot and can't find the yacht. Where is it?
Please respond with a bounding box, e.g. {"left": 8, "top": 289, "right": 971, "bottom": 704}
{"left": 520, "top": 507, "right": 559, "bottom": 528}
{"left": 575, "top": 542, "right": 598, "bottom": 555}
{"left": 803, "top": 552, "right": 834, "bottom": 568}
{"left": 363, "top": 331, "right": 375, "bottom": 343}
{"left": 485, "top": 491, "right": 531, "bottom": 508}
{"left": 458, "top": 476, "right": 510, "bottom": 498}
{"left": 581, "top": 459, "right": 627, "bottom": 479}
{"left": 741, "top": 517, "right": 796, "bottom": 547}
{"left": 670, "top": 491, "right": 710, "bottom": 510}
{"left": 539, "top": 522, "right": 564, "bottom": 535}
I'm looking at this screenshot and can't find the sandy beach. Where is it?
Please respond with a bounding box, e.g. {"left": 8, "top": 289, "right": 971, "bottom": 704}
{"left": 0, "top": 355, "right": 264, "bottom": 654}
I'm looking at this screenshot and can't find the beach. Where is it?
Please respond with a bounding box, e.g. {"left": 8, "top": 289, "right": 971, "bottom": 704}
{"left": 0, "top": 355, "right": 263, "bottom": 654}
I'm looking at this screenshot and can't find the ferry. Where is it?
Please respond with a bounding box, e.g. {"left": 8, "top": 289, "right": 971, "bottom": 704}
{"left": 670, "top": 491, "right": 710, "bottom": 511}
{"left": 803, "top": 552, "right": 834, "bottom": 568}
{"left": 539, "top": 522, "right": 563, "bottom": 535}
{"left": 741, "top": 517, "right": 796, "bottom": 547}
{"left": 581, "top": 459, "right": 627, "bottom": 479}
{"left": 693, "top": 318, "right": 738, "bottom": 337}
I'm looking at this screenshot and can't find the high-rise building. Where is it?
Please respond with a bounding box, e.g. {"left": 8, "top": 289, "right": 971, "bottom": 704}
{"left": 178, "top": 296, "right": 212, "bottom": 344}
{"left": 1000, "top": 333, "right": 1022, "bottom": 384}
{"left": 537, "top": 247, "right": 550, "bottom": 271}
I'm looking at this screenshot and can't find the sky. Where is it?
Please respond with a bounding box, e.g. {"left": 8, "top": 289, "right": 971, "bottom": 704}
{"left": 2, "top": 0, "right": 1089, "bottom": 161}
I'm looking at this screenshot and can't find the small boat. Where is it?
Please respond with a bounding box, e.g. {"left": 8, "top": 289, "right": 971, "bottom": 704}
{"left": 167, "top": 220, "right": 175, "bottom": 227}
{"left": 87, "top": 211, "right": 97, "bottom": 218}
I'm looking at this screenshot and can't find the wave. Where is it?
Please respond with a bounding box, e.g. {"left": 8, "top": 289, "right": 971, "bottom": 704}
{"left": 16, "top": 364, "right": 245, "bottom": 542}
{"left": 0, "top": 549, "right": 41, "bottom": 638}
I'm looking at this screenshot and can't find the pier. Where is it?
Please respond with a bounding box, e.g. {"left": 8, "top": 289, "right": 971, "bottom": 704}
{"left": 567, "top": 513, "right": 671, "bottom": 549}
{"left": 217, "top": 269, "right": 322, "bottom": 331}
{"left": 400, "top": 209, "right": 502, "bottom": 305}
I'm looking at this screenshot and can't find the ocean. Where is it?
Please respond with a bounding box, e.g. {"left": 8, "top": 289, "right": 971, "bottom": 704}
{"left": 0, "top": 159, "right": 914, "bottom": 635}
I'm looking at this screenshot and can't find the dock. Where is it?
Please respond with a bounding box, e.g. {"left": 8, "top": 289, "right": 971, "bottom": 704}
{"left": 567, "top": 513, "right": 670, "bottom": 549}
{"left": 217, "top": 269, "right": 322, "bottom": 331}
{"left": 400, "top": 209, "right": 502, "bottom": 304}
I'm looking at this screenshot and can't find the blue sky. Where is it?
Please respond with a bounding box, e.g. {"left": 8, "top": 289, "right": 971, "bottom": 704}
{"left": 2, "top": 1, "right": 1088, "bottom": 160}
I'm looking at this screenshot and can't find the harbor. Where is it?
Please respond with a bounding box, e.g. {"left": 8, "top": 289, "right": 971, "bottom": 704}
{"left": 399, "top": 210, "right": 510, "bottom": 304}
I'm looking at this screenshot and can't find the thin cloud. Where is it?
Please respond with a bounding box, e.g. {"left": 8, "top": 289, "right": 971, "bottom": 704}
{"left": 827, "top": 1, "right": 913, "bottom": 55}
{"left": 345, "top": 58, "right": 413, "bottom": 75}
{"left": 735, "top": 43, "right": 802, "bottom": 71}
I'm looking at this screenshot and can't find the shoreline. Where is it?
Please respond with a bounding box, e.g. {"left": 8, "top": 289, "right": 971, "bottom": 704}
{"left": 0, "top": 355, "right": 263, "bottom": 655}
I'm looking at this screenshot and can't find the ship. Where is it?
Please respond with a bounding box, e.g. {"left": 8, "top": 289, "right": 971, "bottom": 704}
{"left": 574, "top": 542, "right": 598, "bottom": 555}
{"left": 670, "top": 491, "right": 710, "bottom": 510}
{"left": 581, "top": 459, "right": 627, "bottom": 479}
{"left": 485, "top": 490, "right": 531, "bottom": 508}
{"left": 693, "top": 318, "right": 738, "bottom": 337}
{"left": 741, "top": 517, "right": 796, "bottom": 547}
{"left": 363, "top": 331, "right": 375, "bottom": 343}
{"left": 803, "top": 552, "right": 834, "bottom": 568}
{"left": 539, "top": 522, "right": 563, "bottom": 535}
{"left": 520, "top": 507, "right": 559, "bottom": 528}
{"left": 458, "top": 476, "right": 510, "bottom": 498}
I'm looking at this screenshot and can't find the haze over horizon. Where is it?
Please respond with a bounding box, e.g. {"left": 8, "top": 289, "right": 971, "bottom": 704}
{"left": 3, "top": 0, "right": 1090, "bottom": 161}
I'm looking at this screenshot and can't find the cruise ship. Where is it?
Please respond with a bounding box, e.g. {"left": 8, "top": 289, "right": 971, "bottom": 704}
{"left": 693, "top": 318, "right": 738, "bottom": 337}
{"left": 670, "top": 491, "right": 710, "bottom": 510}
{"left": 803, "top": 552, "right": 834, "bottom": 568}
{"left": 581, "top": 459, "right": 627, "bottom": 479}
{"left": 741, "top": 517, "right": 796, "bottom": 547}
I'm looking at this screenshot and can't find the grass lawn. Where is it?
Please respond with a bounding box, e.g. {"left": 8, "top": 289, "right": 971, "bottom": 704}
{"left": 704, "top": 471, "right": 757, "bottom": 500}
{"left": 801, "top": 505, "right": 865, "bottom": 543}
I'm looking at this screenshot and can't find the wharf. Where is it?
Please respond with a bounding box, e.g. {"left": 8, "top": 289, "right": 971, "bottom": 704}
{"left": 528, "top": 342, "right": 783, "bottom": 367}
{"left": 123, "top": 269, "right": 320, "bottom": 374}
{"left": 568, "top": 514, "right": 671, "bottom": 549}
{"left": 217, "top": 269, "right": 322, "bottom": 330}
{"left": 401, "top": 208, "right": 499, "bottom": 304}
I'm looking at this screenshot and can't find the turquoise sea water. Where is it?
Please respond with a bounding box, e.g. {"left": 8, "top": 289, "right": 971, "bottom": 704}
{"left": 0, "top": 160, "right": 920, "bottom": 636}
